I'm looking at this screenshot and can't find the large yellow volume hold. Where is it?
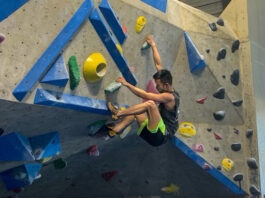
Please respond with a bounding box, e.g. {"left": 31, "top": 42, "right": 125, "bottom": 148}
{"left": 136, "top": 16, "right": 146, "bottom": 33}
{"left": 178, "top": 122, "right": 196, "bottom": 137}
{"left": 83, "top": 52, "right": 107, "bottom": 83}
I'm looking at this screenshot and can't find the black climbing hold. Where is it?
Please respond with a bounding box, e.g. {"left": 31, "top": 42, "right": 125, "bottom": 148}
{"left": 214, "top": 147, "right": 219, "bottom": 151}
{"left": 213, "top": 87, "right": 225, "bottom": 99}
{"left": 213, "top": 111, "right": 225, "bottom": 121}
{"left": 216, "top": 18, "right": 224, "bottom": 26}
{"left": 217, "top": 48, "right": 226, "bottom": 60}
{"left": 233, "top": 173, "right": 243, "bottom": 181}
{"left": 222, "top": 75, "right": 226, "bottom": 79}
{"left": 232, "top": 99, "right": 243, "bottom": 107}
{"left": 250, "top": 185, "right": 261, "bottom": 196}
{"left": 231, "top": 143, "right": 241, "bottom": 151}
{"left": 207, "top": 128, "right": 212, "bottom": 132}
{"left": 209, "top": 23, "right": 217, "bottom": 31}
{"left": 217, "top": 165, "right": 222, "bottom": 170}
{"left": 230, "top": 69, "right": 240, "bottom": 86}
{"left": 232, "top": 40, "right": 240, "bottom": 53}
{"left": 206, "top": 49, "right": 210, "bottom": 54}
{"left": 0, "top": 128, "right": 4, "bottom": 136}
{"left": 247, "top": 158, "right": 258, "bottom": 169}
{"left": 246, "top": 129, "right": 253, "bottom": 138}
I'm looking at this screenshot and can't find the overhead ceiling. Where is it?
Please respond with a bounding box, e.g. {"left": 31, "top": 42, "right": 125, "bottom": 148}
{"left": 179, "top": 0, "right": 231, "bottom": 16}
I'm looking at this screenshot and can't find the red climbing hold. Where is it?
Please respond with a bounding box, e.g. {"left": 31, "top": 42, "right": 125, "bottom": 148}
{"left": 13, "top": 188, "right": 22, "bottom": 193}
{"left": 196, "top": 97, "right": 207, "bottom": 104}
{"left": 192, "top": 144, "right": 204, "bottom": 152}
{"left": 102, "top": 170, "right": 118, "bottom": 182}
{"left": 122, "top": 25, "right": 127, "bottom": 34}
{"left": 87, "top": 144, "right": 99, "bottom": 156}
{"left": 214, "top": 132, "right": 222, "bottom": 140}
{"left": 203, "top": 163, "right": 211, "bottom": 170}
{"left": 143, "top": 80, "right": 159, "bottom": 103}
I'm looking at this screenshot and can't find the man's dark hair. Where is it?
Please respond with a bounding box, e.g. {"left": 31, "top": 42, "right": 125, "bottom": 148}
{"left": 153, "top": 69, "right": 172, "bottom": 85}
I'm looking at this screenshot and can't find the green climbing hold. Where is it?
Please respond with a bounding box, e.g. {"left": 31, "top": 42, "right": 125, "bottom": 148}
{"left": 54, "top": 158, "right": 67, "bottom": 169}
{"left": 104, "top": 82, "right": 122, "bottom": 94}
{"left": 68, "top": 56, "right": 80, "bottom": 90}
{"left": 88, "top": 120, "right": 107, "bottom": 136}
{"left": 141, "top": 41, "right": 151, "bottom": 50}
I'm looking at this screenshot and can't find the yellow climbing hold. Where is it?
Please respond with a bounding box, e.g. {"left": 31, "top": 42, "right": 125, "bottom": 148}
{"left": 83, "top": 52, "right": 106, "bottom": 83}
{"left": 120, "top": 125, "right": 131, "bottom": 139}
{"left": 161, "top": 183, "right": 179, "bottom": 194}
{"left": 37, "top": 156, "right": 53, "bottom": 163}
{"left": 136, "top": 16, "right": 146, "bottom": 33}
{"left": 109, "top": 130, "right": 117, "bottom": 137}
{"left": 116, "top": 44, "right": 123, "bottom": 54}
{"left": 178, "top": 122, "right": 196, "bottom": 137}
{"left": 222, "top": 158, "right": 234, "bottom": 171}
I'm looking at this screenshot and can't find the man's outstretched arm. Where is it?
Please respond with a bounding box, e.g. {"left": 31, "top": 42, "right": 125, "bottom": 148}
{"left": 116, "top": 77, "right": 173, "bottom": 103}
{"left": 146, "top": 35, "right": 162, "bottom": 71}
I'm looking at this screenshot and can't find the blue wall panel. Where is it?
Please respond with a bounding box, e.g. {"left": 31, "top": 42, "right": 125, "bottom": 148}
{"left": 184, "top": 32, "right": 206, "bottom": 72}
{"left": 12, "top": 0, "right": 94, "bottom": 101}
{"left": 172, "top": 137, "right": 247, "bottom": 195}
{"left": 99, "top": 0, "right": 127, "bottom": 45}
{"left": 34, "top": 88, "right": 128, "bottom": 115}
{"left": 89, "top": 9, "right": 137, "bottom": 86}
{"left": 141, "top": 0, "right": 167, "bottom": 13}
{"left": 0, "top": 0, "right": 29, "bottom": 22}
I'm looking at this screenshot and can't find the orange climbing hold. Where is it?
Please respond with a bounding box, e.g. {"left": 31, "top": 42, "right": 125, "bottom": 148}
{"left": 122, "top": 25, "right": 127, "bottom": 34}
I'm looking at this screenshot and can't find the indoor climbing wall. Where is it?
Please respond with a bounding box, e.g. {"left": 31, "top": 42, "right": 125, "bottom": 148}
{"left": 0, "top": 0, "right": 260, "bottom": 197}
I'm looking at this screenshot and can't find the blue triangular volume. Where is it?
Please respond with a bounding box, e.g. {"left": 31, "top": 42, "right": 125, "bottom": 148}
{"left": 0, "top": 163, "right": 41, "bottom": 190}
{"left": 29, "top": 131, "right": 61, "bottom": 160}
{"left": 24, "top": 163, "right": 42, "bottom": 183}
{"left": 141, "top": 0, "right": 167, "bottom": 13}
{"left": 0, "top": 132, "right": 34, "bottom": 161}
{"left": 184, "top": 32, "right": 206, "bottom": 72}
{"left": 40, "top": 54, "right": 69, "bottom": 87}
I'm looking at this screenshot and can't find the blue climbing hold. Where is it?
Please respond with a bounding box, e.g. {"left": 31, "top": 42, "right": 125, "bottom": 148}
{"left": 141, "top": 0, "right": 167, "bottom": 13}
{"left": 89, "top": 9, "right": 137, "bottom": 86}
{"left": 99, "top": 0, "right": 127, "bottom": 45}
{"left": 184, "top": 32, "right": 206, "bottom": 72}
{"left": 29, "top": 131, "right": 61, "bottom": 160}
{"left": 40, "top": 55, "right": 69, "bottom": 87}
{"left": 0, "top": 132, "right": 35, "bottom": 161}
{"left": 0, "top": 163, "right": 42, "bottom": 190}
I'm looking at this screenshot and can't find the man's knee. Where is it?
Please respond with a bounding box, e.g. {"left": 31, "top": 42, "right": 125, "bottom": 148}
{"left": 145, "top": 100, "right": 157, "bottom": 109}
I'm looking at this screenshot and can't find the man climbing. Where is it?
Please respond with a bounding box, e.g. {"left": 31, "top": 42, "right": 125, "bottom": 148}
{"left": 108, "top": 35, "right": 179, "bottom": 147}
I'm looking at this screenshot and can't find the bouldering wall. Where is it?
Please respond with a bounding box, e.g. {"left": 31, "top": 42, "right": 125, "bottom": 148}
{"left": 0, "top": 0, "right": 260, "bottom": 197}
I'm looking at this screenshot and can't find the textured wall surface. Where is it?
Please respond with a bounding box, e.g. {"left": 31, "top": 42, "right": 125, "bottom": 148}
{"left": 0, "top": 0, "right": 260, "bottom": 197}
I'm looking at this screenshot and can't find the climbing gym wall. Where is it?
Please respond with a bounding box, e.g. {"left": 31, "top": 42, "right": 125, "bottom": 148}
{"left": 0, "top": 0, "right": 260, "bottom": 197}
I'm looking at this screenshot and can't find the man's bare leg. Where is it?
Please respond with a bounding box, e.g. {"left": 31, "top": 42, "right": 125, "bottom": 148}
{"left": 108, "top": 115, "right": 135, "bottom": 133}
{"left": 108, "top": 101, "right": 161, "bottom": 130}
{"left": 108, "top": 113, "right": 147, "bottom": 133}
